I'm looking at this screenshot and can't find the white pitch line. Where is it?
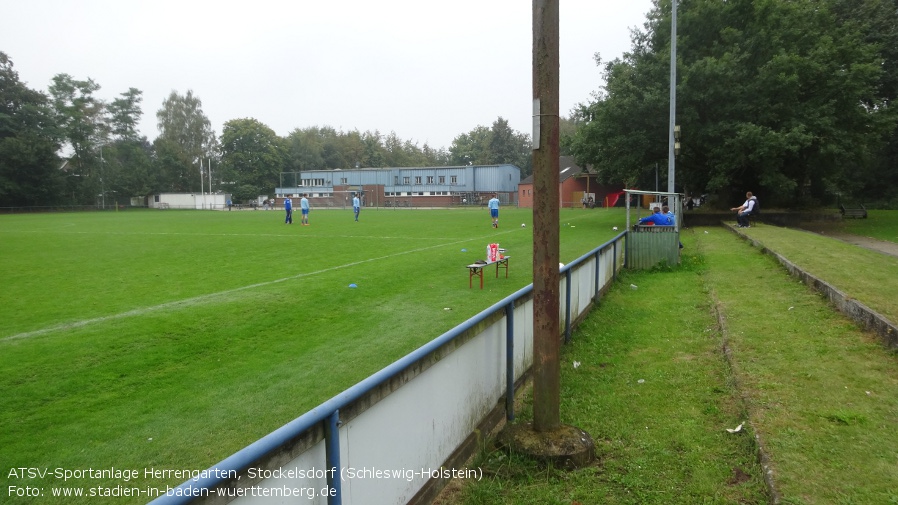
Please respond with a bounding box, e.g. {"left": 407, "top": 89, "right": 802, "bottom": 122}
{"left": 1, "top": 228, "right": 520, "bottom": 343}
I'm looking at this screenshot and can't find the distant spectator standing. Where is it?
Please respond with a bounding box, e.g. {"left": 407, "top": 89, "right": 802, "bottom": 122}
{"left": 488, "top": 193, "right": 500, "bottom": 228}
{"left": 226, "top": 198, "right": 232, "bottom": 211}
{"left": 284, "top": 197, "right": 293, "bottom": 224}
{"left": 300, "top": 194, "right": 310, "bottom": 225}
{"left": 352, "top": 193, "right": 361, "bottom": 221}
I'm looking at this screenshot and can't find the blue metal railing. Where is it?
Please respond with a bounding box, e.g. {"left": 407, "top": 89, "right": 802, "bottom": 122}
{"left": 149, "top": 232, "right": 626, "bottom": 505}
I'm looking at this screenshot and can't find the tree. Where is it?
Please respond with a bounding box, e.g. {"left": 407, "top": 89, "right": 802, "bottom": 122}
{"left": 99, "top": 87, "right": 154, "bottom": 203}
{"left": 219, "top": 118, "right": 286, "bottom": 195}
{"left": 283, "top": 126, "right": 452, "bottom": 172}
{"left": 363, "top": 130, "right": 387, "bottom": 167}
{"left": 0, "top": 52, "right": 63, "bottom": 206}
{"left": 48, "top": 73, "right": 105, "bottom": 204}
{"left": 829, "top": 0, "right": 898, "bottom": 204}
{"left": 106, "top": 88, "right": 143, "bottom": 141}
{"left": 449, "top": 118, "right": 533, "bottom": 177}
{"left": 155, "top": 90, "right": 217, "bottom": 192}
{"left": 569, "top": 0, "right": 894, "bottom": 207}
{"left": 102, "top": 138, "right": 154, "bottom": 204}
{"left": 285, "top": 127, "right": 325, "bottom": 171}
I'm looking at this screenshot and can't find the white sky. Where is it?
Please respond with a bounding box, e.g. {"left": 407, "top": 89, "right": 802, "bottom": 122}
{"left": 2, "top": 0, "right": 653, "bottom": 150}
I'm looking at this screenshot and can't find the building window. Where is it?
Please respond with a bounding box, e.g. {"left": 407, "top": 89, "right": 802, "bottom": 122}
{"left": 450, "top": 176, "right": 457, "bottom": 184}
{"left": 439, "top": 176, "right": 445, "bottom": 184}
{"left": 415, "top": 176, "right": 422, "bottom": 185}
{"left": 340, "top": 178, "right": 347, "bottom": 184}
{"left": 427, "top": 176, "right": 434, "bottom": 184}
{"left": 403, "top": 177, "right": 410, "bottom": 185}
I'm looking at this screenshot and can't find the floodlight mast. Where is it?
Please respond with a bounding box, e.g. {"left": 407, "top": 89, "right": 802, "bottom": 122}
{"left": 667, "top": 0, "right": 678, "bottom": 194}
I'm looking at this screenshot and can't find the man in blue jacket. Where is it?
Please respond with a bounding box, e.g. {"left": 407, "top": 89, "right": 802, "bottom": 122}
{"left": 638, "top": 207, "right": 672, "bottom": 226}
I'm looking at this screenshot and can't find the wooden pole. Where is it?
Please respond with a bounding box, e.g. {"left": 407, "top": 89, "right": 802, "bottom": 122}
{"left": 532, "top": 0, "right": 560, "bottom": 432}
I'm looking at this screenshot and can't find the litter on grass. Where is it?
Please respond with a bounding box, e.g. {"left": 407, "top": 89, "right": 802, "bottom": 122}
{"left": 726, "top": 423, "right": 744, "bottom": 433}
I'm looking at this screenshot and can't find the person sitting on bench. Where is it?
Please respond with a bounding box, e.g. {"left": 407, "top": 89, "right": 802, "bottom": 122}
{"left": 638, "top": 207, "right": 672, "bottom": 226}
{"left": 731, "top": 192, "right": 757, "bottom": 228}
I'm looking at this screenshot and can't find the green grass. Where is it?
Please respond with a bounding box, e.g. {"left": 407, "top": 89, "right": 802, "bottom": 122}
{"left": 804, "top": 209, "right": 898, "bottom": 244}
{"left": 0, "top": 207, "right": 624, "bottom": 504}
{"left": 841, "top": 210, "right": 898, "bottom": 244}
{"left": 453, "top": 236, "right": 768, "bottom": 504}
{"left": 740, "top": 223, "right": 898, "bottom": 323}
{"left": 6, "top": 210, "right": 897, "bottom": 504}
{"left": 451, "top": 226, "right": 898, "bottom": 505}
{"left": 702, "top": 227, "right": 898, "bottom": 504}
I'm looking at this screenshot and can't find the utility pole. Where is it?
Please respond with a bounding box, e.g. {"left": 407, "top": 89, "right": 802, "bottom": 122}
{"left": 531, "top": 0, "right": 561, "bottom": 432}
{"left": 498, "top": 0, "right": 594, "bottom": 468}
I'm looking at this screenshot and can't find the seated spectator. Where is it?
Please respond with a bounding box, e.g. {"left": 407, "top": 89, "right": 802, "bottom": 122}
{"left": 662, "top": 205, "right": 676, "bottom": 226}
{"left": 730, "top": 192, "right": 757, "bottom": 228}
{"left": 638, "top": 207, "right": 672, "bottom": 226}
{"left": 663, "top": 205, "right": 685, "bottom": 249}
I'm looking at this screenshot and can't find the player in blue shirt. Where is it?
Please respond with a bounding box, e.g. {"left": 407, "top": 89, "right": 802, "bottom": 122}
{"left": 352, "top": 193, "right": 361, "bottom": 221}
{"left": 488, "top": 194, "right": 500, "bottom": 228}
{"left": 300, "top": 194, "right": 310, "bottom": 226}
{"left": 284, "top": 197, "right": 293, "bottom": 224}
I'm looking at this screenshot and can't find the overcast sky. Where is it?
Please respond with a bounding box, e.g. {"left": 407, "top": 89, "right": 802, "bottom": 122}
{"left": 2, "top": 0, "right": 654, "bottom": 150}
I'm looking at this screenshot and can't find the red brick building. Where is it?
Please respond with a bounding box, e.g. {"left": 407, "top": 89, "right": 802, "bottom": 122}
{"left": 517, "top": 156, "right": 623, "bottom": 208}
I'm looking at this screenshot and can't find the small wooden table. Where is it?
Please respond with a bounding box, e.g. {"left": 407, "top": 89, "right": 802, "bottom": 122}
{"left": 466, "top": 257, "right": 510, "bottom": 289}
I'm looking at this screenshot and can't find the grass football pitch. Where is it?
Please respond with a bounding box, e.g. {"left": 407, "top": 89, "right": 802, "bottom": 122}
{"left": 0, "top": 206, "right": 624, "bottom": 502}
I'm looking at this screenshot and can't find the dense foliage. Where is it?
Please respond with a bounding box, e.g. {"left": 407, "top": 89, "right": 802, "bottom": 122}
{"left": 566, "top": 0, "right": 898, "bottom": 208}
{"left": 0, "top": 53, "right": 62, "bottom": 206}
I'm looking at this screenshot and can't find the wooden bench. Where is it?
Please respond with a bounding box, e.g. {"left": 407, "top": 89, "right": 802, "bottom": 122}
{"left": 466, "top": 257, "right": 510, "bottom": 289}
{"left": 840, "top": 204, "right": 867, "bottom": 219}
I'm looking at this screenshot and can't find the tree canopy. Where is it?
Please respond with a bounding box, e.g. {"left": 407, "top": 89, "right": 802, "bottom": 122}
{"left": 220, "top": 118, "right": 286, "bottom": 195}
{"left": 0, "top": 52, "right": 62, "bottom": 206}
{"left": 567, "top": 0, "right": 898, "bottom": 207}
